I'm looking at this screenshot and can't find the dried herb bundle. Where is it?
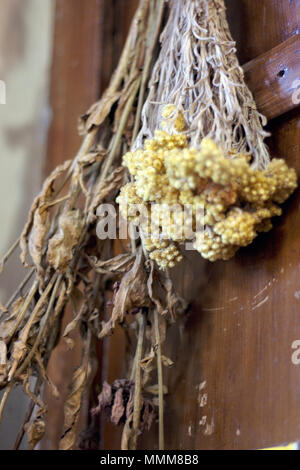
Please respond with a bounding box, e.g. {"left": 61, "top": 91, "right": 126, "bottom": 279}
{"left": 0, "top": 0, "right": 297, "bottom": 452}
{"left": 118, "top": 0, "right": 297, "bottom": 268}
{"left": 0, "top": 0, "right": 174, "bottom": 451}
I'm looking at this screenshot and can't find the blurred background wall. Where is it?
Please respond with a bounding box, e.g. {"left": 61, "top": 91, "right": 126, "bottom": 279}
{"left": 0, "top": 0, "right": 54, "bottom": 449}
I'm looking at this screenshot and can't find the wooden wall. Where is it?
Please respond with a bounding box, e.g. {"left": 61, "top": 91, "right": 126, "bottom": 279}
{"left": 46, "top": 0, "right": 300, "bottom": 450}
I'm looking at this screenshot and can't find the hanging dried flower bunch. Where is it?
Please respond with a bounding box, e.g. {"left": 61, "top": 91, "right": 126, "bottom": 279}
{"left": 117, "top": 0, "right": 297, "bottom": 269}
{"left": 0, "top": 0, "right": 297, "bottom": 452}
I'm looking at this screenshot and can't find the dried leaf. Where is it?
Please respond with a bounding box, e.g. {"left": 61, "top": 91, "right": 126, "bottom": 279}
{"left": 47, "top": 210, "right": 85, "bottom": 273}
{"left": 90, "top": 166, "right": 125, "bottom": 216}
{"left": 99, "top": 249, "right": 151, "bottom": 338}
{"left": 8, "top": 339, "right": 27, "bottom": 381}
{"left": 73, "top": 146, "right": 106, "bottom": 195}
{"left": 92, "top": 381, "right": 112, "bottom": 416}
{"left": 28, "top": 207, "right": 50, "bottom": 274}
{"left": 113, "top": 77, "right": 139, "bottom": 131}
{"left": 147, "top": 261, "right": 167, "bottom": 316}
{"left": 88, "top": 253, "right": 135, "bottom": 275}
{"left": 59, "top": 341, "right": 92, "bottom": 450}
{"left": 140, "top": 348, "right": 155, "bottom": 371}
{"left": 21, "top": 160, "right": 72, "bottom": 266}
{"left": 141, "top": 401, "right": 155, "bottom": 431}
{"left": 25, "top": 413, "right": 46, "bottom": 450}
{"left": 126, "top": 387, "right": 134, "bottom": 420}
{"left": 111, "top": 388, "right": 125, "bottom": 425}
{"left": 147, "top": 260, "right": 187, "bottom": 319}
{"left": 79, "top": 90, "right": 122, "bottom": 134}
{"left": 0, "top": 297, "right": 25, "bottom": 342}
{"left": 63, "top": 289, "right": 84, "bottom": 349}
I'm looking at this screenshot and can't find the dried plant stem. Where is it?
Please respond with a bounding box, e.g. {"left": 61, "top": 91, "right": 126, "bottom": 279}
{"left": 154, "top": 309, "right": 164, "bottom": 450}
{"left": 101, "top": 78, "right": 141, "bottom": 183}
{"left": 8, "top": 279, "right": 39, "bottom": 342}
{"left": 13, "top": 376, "right": 42, "bottom": 450}
{"left": 0, "top": 238, "right": 20, "bottom": 273}
{"left": 0, "top": 381, "right": 13, "bottom": 423}
{"left": 132, "top": 0, "right": 165, "bottom": 142}
{"left": 131, "top": 313, "right": 145, "bottom": 450}
{"left": 14, "top": 275, "right": 62, "bottom": 379}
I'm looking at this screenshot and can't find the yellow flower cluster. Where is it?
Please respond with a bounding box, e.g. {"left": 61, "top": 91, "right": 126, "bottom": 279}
{"left": 117, "top": 128, "right": 297, "bottom": 269}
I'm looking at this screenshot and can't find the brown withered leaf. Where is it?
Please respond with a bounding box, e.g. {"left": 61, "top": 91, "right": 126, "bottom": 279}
{"left": 8, "top": 339, "right": 27, "bottom": 381}
{"left": 28, "top": 207, "right": 50, "bottom": 275}
{"left": 73, "top": 146, "right": 107, "bottom": 195}
{"left": 93, "top": 379, "right": 155, "bottom": 447}
{"left": 21, "top": 159, "right": 72, "bottom": 266}
{"left": 63, "top": 288, "right": 84, "bottom": 349}
{"left": 113, "top": 76, "right": 139, "bottom": 131}
{"left": 59, "top": 351, "right": 92, "bottom": 450}
{"left": 79, "top": 90, "right": 122, "bottom": 134}
{"left": 147, "top": 260, "right": 187, "bottom": 320}
{"left": 90, "top": 166, "right": 125, "bottom": 216}
{"left": 99, "top": 248, "right": 151, "bottom": 338}
{"left": 140, "top": 348, "right": 155, "bottom": 371}
{"left": 0, "top": 297, "right": 25, "bottom": 342}
{"left": 147, "top": 261, "right": 167, "bottom": 316}
{"left": 141, "top": 401, "right": 155, "bottom": 432}
{"left": 47, "top": 210, "right": 85, "bottom": 273}
{"left": 87, "top": 253, "right": 135, "bottom": 275}
{"left": 111, "top": 387, "right": 125, "bottom": 426}
{"left": 92, "top": 381, "right": 112, "bottom": 417}
{"left": 25, "top": 412, "right": 46, "bottom": 450}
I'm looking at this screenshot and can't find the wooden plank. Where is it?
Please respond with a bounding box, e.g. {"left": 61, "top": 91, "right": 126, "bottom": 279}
{"left": 243, "top": 35, "right": 300, "bottom": 120}
{"left": 226, "top": 0, "right": 300, "bottom": 64}
{"left": 140, "top": 107, "right": 300, "bottom": 451}
{"left": 45, "top": 0, "right": 103, "bottom": 174}
{"left": 43, "top": 0, "right": 103, "bottom": 450}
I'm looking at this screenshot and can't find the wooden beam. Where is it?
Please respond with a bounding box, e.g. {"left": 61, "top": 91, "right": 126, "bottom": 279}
{"left": 42, "top": 0, "right": 103, "bottom": 450}
{"left": 243, "top": 34, "right": 300, "bottom": 120}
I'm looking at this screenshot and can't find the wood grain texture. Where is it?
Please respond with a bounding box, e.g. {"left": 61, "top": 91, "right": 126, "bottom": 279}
{"left": 244, "top": 35, "right": 300, "bottom": 120}
{"left": 226, "top": 0, "right": 300, "bottom": 64}
{"left": 45, "top": 0, "right": 103, "bottom": 173}
{"left": 43, "top": 0, "right": 103, "bottom": 450}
